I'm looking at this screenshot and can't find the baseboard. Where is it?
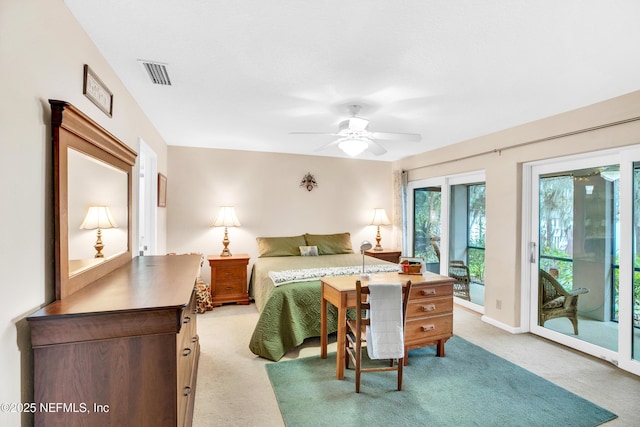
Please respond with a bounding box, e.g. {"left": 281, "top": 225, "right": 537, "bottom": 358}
{"left": 481, "top": 315, "right": 525, "bottom": 334}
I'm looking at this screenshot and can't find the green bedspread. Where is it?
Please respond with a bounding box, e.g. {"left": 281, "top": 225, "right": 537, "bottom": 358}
{"left": 248, "top": 254, "right": 396, "bottom": 361}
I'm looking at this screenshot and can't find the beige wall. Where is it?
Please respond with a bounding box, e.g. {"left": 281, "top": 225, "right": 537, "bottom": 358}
{"left": 0, "top": 1, "right": 169, "bottom": 423}
{"left": 166, "top": 147, "right": 394, "bottom": 284}
{"left": 3, "top": 1, "right": 640, "bottom": 423}
{"left": 394, "top": 90, "right": 640, "bottom": 329}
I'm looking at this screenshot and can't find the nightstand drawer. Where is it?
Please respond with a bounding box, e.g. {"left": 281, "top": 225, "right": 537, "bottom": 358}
{"left": 213, "top": 280, "right": 244, "bottom": 296}
{"left": 407, "top": 297, "right": 452, "bottom": 318}
{"left": 405, "top": 313, "right": 453, "bottom": 343}
{"left": 215, "top": 267, "right": 244, "bottom": 281}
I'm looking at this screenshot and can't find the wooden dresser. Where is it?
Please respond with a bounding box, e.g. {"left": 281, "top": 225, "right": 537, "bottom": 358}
{"left": 208, "top": 254, "right": 250, "bottom": 306}
{"left": 404, "top": 275, "right": 454, "bottom": 360}
{"left": 28, "top": 255, "right": 201, "bottom": 427}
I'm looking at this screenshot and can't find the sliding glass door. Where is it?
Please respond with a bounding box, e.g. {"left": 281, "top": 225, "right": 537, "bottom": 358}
{"left": 408, "top": 171, "right": 486, "bottom": 310}
{"left": 526, "top": 148, "right": 640, "bottom": 375}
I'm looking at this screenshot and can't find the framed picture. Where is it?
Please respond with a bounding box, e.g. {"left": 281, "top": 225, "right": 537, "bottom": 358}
{"left": 157, "top": 173, "right": 167, "bottom": 207}
{"left": 83, "top": 64, "right": 113, "bottom": 117}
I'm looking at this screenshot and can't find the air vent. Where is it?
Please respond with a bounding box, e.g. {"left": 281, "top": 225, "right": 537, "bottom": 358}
{"left": 138, "top": 60, "right": 172, "bottom": 86}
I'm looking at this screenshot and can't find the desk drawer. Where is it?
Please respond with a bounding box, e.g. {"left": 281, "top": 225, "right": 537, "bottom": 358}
{"left": 405, "top": 313, "right": 453, "bottom": 343}
{"left": 407, "top": 297, "right": 453, "bottom": 318}
{"left": 410, "top": 282, "right": 453, "bottom": 300}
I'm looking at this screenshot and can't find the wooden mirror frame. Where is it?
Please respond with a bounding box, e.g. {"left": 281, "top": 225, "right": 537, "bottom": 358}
{"left": 50, "top": 100, "right": 137, "bottom": 299}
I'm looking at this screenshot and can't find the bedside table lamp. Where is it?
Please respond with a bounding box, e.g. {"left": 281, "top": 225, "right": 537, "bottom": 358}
{"left": 212, "top": 206, "right": 241, "bottom": 256}
{"left": 80, "top": 206, "right": 118, "bottom": 258}
{"left": 370, "top": 208, "right": 390, "bottom": 251}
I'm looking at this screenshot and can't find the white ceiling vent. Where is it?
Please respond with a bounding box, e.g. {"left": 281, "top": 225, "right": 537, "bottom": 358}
{"left": 138, "top": 60, "right": 172, "bottom": 86}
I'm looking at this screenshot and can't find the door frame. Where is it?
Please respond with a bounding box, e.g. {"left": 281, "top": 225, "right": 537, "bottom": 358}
{"left": 137, "top": 138, "right": 158, "bottom": 256}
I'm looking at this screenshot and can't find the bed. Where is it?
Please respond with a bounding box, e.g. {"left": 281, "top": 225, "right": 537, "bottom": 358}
{"left": 248, "top": 233, "right": 400, "bottom": 361}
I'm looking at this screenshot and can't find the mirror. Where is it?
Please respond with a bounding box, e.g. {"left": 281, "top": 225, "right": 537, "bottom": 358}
{"left": 50, "top": 100, "right": 137, "bottom": 299}
{"left": 67, "top": 148, "right": 128, "bottom": 275}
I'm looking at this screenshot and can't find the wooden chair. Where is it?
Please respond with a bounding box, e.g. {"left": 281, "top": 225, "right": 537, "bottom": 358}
{"left": 431, "top": 241, "right": 471, "bottom": 301}
{"left": 539, "top": 269, "right": 589, "bottom": 335}
{"left": 345, "top": 280, "right": 412, "bottom": 393}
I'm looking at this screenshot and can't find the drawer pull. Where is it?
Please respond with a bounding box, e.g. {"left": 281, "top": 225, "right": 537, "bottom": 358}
{"left": 422, "top": 304, "right": 436, "bottom": 312}
{"left": 225, "top": 272, "right": 233, "bottom": 276}
{"left": 183, "top": 347, "right": 192, "bottom": 356}
{"left": 225, "top": 286, "right": 233, "bottom": 290}
{"left": 421, "top": 324, "right": 436, "bottom": 332}
{"left": 183, "top": 386, "right": 192, "bottom": 396}
{"left": 191, "top": 336, "right": 199, "bottom": 343}
{"left": 183, "top": 316, "right": 191, "bottom": 324}
{"left": 421, "top": 289, "right": 437, "bottom": 296}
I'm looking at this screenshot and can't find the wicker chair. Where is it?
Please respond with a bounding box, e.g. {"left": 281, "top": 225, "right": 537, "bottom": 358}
{"left": 538, "top": 269, "right": 589, "bottom": 334}
{"left": 431, "top": 241, "right": 471, "bottom": 301}
{"left": 448, "top": 260, "right": 471, "bottom": 301}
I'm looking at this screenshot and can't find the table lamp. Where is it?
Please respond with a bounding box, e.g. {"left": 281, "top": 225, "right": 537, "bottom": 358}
{"left": 212, "top": 206, "right": 241, "bottom": 256}
{"left": 370, "top": 208, "right": 390, "bottom": 251}
{"left": 80, "top": 206, "right": 118, "bottom": 258}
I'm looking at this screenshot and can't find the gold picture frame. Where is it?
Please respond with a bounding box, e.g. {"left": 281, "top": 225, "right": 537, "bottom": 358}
{"left": 83, "top": 64, "right": 113, "bottom": 117}
{"left": 158, "top": 173, "right": 167, "bottom": 207}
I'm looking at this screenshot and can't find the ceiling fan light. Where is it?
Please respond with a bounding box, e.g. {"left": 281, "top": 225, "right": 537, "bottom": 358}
{"left": 338, "top": 137, "right": 368, "bottom": 156}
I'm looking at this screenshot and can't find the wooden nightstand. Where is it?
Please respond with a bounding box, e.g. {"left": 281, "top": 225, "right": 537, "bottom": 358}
{"left": 365, "top": 249, "right": 402, "bottom": 264}
{"left": 208, "top": 254, "right": 250, "bottom": 307}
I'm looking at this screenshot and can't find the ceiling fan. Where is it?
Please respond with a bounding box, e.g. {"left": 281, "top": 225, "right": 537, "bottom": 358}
{"left": 289, "top": 105, "right": 422, "bottom": 156}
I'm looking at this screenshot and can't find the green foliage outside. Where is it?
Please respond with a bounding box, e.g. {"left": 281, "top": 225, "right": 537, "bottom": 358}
{"left": 413, "top": 187, "right": 441, "bottom": 263}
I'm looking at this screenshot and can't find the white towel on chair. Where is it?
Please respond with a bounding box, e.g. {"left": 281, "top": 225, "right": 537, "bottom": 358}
{"left": 366, "top": 283, "right": 404, "bottom": 359}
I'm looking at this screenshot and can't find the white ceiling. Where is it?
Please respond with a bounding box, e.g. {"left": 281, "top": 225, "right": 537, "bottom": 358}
{"left": 64, "top": 0, "right": 640, "bottom": 161}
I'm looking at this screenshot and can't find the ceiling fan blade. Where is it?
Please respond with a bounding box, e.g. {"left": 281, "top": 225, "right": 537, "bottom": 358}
{"left": 289, "top": 132, "right": 339, "bottom": 136}
{"left": 371, "top": 132, "right": 422, "bottom": 142}
{"left": 367, "top": 140, "right": 387, "bottom": 156}
{"left": 314, "top": 140, "right": 340, "bottom": 152}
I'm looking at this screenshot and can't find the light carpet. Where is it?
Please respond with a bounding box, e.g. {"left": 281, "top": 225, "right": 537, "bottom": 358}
{"left": 266, "top": 336, "right": 617, "bottom": 427}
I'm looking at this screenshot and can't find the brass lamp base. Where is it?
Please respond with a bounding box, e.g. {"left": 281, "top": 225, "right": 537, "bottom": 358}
{"left": 94, "top": 228, "right": 105, "bottom": 258}
{"left": 220, "top": 227, "right": 232, "bottom": 257}
{"left": 373, "top": 225, "right": 383, "bottom": 251}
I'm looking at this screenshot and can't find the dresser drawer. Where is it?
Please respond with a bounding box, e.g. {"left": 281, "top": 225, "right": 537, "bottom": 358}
{"left": 405, "top": 313, "right": 453, "bottom": 344}
{"left": 407, "top": 296, "right": 453, "bottom": 318}
{"left": 410, "top": 282, "right": 453, "bottom": 300}
{"left": 215, "top": 266, "right": 245, "bottom": 281}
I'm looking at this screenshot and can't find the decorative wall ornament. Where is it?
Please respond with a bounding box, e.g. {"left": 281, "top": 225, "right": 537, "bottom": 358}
{"left": 300, "top": 172, "right": 318, "bottom": 191}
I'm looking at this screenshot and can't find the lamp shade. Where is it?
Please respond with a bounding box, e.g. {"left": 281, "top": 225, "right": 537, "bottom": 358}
{"left": 79, "top": 206, "right": 118, "bottom": 230}
{"left": 212, "top": 206, "right": 241, "bottom": 227}
{"left": 370, "top": 208, "right": 391, "bottom": 226}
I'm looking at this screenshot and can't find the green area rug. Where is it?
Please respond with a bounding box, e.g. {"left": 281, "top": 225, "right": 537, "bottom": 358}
{"left": 266, "top": 336, "right": 616, "bottom": 427}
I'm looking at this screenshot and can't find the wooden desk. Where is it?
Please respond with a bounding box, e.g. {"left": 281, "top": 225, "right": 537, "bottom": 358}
{"left": 320, "top": 271, "right": 454, "bottom": 380}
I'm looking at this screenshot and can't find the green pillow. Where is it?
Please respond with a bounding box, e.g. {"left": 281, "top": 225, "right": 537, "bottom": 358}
{"left": 304, "top": 233, "right": 354, "bottom": 255}
{"left": 256, "top": 235, "right": 307, "bottom": 257}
